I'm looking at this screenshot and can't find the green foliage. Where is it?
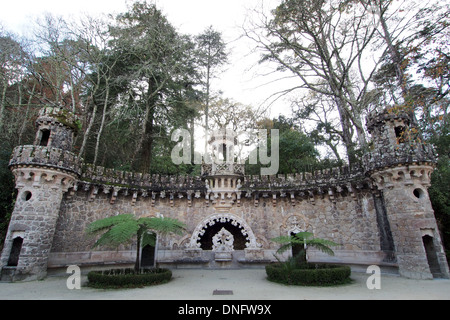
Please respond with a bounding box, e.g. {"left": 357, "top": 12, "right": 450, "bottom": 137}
{"left": 87, "top": 214, "right": 186, "bottom": 271}
{"left": 87, "top": 268, "right": 172, "bottom": 289}
{"left": 272, "top": 232, "right": 338, "bottom": 258}
{"left": 428, "top": 120, "right": 450, "bottom": 260}
{"left": 265, "top": 263, "right": 351, "bottom": 286}
{"left": 267, "top": 232, "right": 349, "bottom": 286}
{"left": 277, "top": 129, "right": 319, "bottom": 173}
{"left": 87, "top": 214, "right": 186, "bottom": 249}
{"left": 0, "top": 145, "right": 17, "bottom": 248}
{"left": 246, "top": 115, "right": 321, "bottom": 175}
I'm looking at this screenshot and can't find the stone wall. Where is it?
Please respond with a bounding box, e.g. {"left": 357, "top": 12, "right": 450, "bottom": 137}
{"left": 3, "top": 106, "right": 449, "bottom": 281}
{"left": 49, "top": 181, "right": 386, "bottom": 269}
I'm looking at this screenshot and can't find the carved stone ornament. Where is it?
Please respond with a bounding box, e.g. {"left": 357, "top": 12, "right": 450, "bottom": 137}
{"left": 212, "top": 228, "right": 235, "bottom": 252}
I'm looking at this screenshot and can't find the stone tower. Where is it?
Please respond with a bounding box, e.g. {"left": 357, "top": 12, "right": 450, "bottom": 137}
{"left": 365, "top": 108, "right": 449, "bottom": 279}
{"left": 0, "top": 107, "right": 81, "bottom": 281}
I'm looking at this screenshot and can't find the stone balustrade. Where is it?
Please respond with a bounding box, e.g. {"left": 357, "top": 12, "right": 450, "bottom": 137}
{"left": 201, "top": 163, "right": 245, "bottom": 177}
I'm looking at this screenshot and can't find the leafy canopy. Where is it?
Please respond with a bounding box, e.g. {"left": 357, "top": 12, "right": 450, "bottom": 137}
{"left": 86, "top": 214, "right": 186, "bottom": 248}
{"left": 272, "top": 231, "right": 338, "bottom": 257}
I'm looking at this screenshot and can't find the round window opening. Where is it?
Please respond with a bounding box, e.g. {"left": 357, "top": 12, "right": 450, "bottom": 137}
{"left": 22, "top": 191, "right": 32, "bottom": 201}
{"left": 413, "top": 188, "right": 425, "bottom": 199}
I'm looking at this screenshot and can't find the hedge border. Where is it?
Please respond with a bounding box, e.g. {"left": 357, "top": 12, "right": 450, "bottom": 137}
{"left": 266, "top": 263, "right": 351, "bottom": 286}
{"left": 87, "top": 268, "right": 172, "bottom": 289}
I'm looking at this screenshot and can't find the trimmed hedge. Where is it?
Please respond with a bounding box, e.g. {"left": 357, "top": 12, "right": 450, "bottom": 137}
{"left": 87, "top": 268, "right": 172, "bottom": 289}
{"left": 266, "top": 263, "right": 351, "bottom": 286}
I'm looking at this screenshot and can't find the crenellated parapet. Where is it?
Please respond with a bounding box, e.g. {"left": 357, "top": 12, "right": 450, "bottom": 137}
{"left": 74, "top": 162, "right": 373, "bottom": 208}
{"left": 77, "top": 164, "right": 206, "bottom": 206}
{"left": 81, "top": 164, "right": 205, "bottom": 191}
{"left": 239, "top": 165, "right": 371, "bottom": 206}
{"left": 363, "top": 143, "right": 436, "bottom": 175}
{"left": 9, "top": 145, "right": 82, "bottom": 177}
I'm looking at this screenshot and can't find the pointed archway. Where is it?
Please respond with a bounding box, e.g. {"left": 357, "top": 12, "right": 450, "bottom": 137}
{"left": 188, "top": 213, "right": 260, "bottom": 250}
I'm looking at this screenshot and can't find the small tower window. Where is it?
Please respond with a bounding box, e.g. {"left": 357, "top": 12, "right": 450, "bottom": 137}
{"left": 413, "top": 188, "right": 425, "bottom": 199}
{"left": 21, "top": 191, "right": 32, "bottom": 202}
{"left": 395, "top": 126, "right": 406, "bottom": 144}
{"left": 39, "top": 129, "right": 51, "bottom": 147}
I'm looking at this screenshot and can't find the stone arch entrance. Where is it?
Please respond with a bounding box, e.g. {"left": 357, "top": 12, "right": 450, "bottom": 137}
{"left": 199, "top": 221, "right": 247, "bottom": 250}
{"left": 189, "top": 213, "right": 259, "bottom": 250}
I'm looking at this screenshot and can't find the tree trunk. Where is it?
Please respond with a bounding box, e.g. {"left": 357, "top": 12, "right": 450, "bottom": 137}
{"left": 190, "top": 116, "right": 195, "bottom": 165}
{"left": 0, "top": 78, "right": 8, "bottom": 131}
{"left": 135, "top": 232, "right": 141, "bottom": 272}
{"left": 335, "top": 98, "right": 356, "bottom": 164}
{"left": 78, "top": 103, "right": 97, "bottom": 161}
{"left": 18, "top": 83, "right": 36, "bottom": 145}
{"left": 204, "top": 64, "right": 211, "bottom": 155}
{"left": 140, "top": 105, "right": 155, "bottom": 173}
{"left": 94, "top": 83, "right": 110, "bottom": 165}
{"left": 131, "top": 100, "right": 155, "bottom": 173}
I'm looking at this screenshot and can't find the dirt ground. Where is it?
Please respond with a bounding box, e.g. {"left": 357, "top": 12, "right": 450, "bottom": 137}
{"left": 0, "top": 268, "right": 449, "bottom": 300}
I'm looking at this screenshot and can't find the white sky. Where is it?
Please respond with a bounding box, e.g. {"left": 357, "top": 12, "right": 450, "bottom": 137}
{"left": 0, "top": 0, "right": 292, "bottom": 118}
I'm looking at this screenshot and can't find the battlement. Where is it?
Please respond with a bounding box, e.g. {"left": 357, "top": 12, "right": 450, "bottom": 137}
{"left": 76, "top": 162, "right": 370, "bottom": 202}
{"left": 9, "top": 145, "right": 82, "bottom": 176}
{"left": 4, "top": 106, "right": 448, "bottom": 281}
{"left": 363, "top": 142, "right": 436, "bottom": 174}
{"left": 80, "top": 164, "right": 205, "bottom": 191}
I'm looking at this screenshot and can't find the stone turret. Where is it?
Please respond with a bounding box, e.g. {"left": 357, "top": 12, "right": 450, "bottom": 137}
{"left": 0, "top": 107, "right": 81, "bottom": 281}
{"left": 364, "top": 108, "right": 449, "bottom": 279}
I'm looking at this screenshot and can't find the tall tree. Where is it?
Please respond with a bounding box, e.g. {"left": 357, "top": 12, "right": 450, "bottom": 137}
{"left": 195, "top": 26, "right": 228, "bottom": 154}
{"left": 67, "top": 15, "right": 120, "bottom": 163}
{"left": 107, "top": 1, "right": 199, "bottom": 173}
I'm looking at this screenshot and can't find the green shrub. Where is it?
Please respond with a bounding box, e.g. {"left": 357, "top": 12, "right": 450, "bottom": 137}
{"left": 266, "top": 263, "right": 351, "bottom": 286}
{"left": 87, "top": 268, "right": 172, "bottom": 289}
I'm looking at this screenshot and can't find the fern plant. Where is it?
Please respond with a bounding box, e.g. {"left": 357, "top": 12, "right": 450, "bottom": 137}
{"left": 272, "top": 232, "right": 339, "bottom": 265}
{"left": 86, "top": 214, "right": 186, "bottom": 271}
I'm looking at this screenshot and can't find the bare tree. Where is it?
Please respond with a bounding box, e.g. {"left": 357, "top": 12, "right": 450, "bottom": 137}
{"left": 67, "top": 15, "right": 119, "bottom": 163}
{"left": 244, "top": 0, "right": 382, "bottom": 163}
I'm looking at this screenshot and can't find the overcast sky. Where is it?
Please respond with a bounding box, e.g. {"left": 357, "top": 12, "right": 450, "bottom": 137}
{"left": 0, "top": 0, "right": 290, "bottom": 118}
